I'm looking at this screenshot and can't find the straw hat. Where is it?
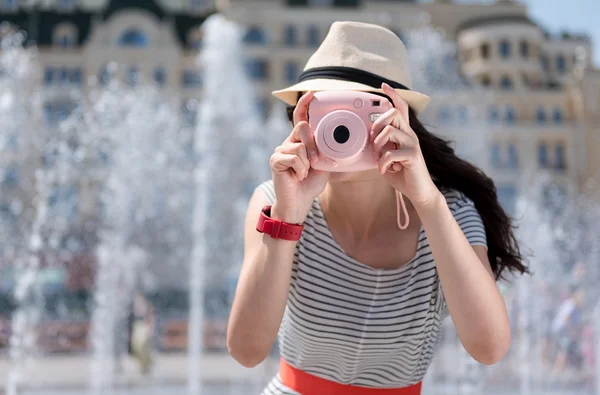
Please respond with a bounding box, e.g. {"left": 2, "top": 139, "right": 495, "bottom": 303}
{"left": 272, "top": 21, "right": 431, "bottom": 114}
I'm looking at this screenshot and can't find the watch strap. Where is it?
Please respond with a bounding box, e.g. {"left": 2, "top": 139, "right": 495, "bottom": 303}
{"left": 256, "top": 206, "right": 304, "bottom": 241}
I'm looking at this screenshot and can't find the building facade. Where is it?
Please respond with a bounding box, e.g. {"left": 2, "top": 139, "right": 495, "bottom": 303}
{"left": 1, "top": 0, "right": 599, "bottom": 214}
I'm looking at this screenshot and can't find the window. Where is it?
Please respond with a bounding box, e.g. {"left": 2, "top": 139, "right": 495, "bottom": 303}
{"left": 285, "top": 61, "right": 298, "bottom": 83}
{"left": 119, "top": 28, "right": 148, "bottom": 47}
{"left": 480, "top": 43, "right": 490, "bottom": 59}
{"left": 538, "top": 142, "right": 548, "bottom": 168}
{"left": 1, "top": 167, "right": 19, "bottom": 187}
{"left": 438, "top": 105, "right": 451, "bottom": 124}
{"left": 1, "top": 0, "right": 17, "bottom": 11}
{"left": 555, "top": 143, "right": 566, "bottom": 170}
{"left": 491, "top": 143, "right": 502, "bottom": 169}
{"left": 501, "top": 75, "right": 512, "bottom": 90}
{"left": 481, "top": 74, "right": 491, "bottom": 87}
{"left": 125, "top": 66, "right": 139, "bottom": 86}
{"left": 99, "top": 64, "right": 112, "bottom": 85}
{"left": 553, "top": 108, "right": 562, "bottom": 124}
{"left": 520, "top": 40, "right": 529, "bottom": 58}
{"left": 54, "top": 23, "right": 78, "bottom": 48}
{"left": 190, "top": 0, "right": 208, "bottom": 10}
{"left": 497, "top": 185, "right": 518, "bottom": 215}
{"left": 556, "top": 55, "right": 566, "bottom": 73}
{"left": 58, "top": 33, "right": 74, "bottom": 48}
{"left": 154, "top": 67, "right": 166, "bottom": 86}
{"left": 59, "top": 68, "right": 69, "bottom": 84}
{"left": 182, "top": 70, "right": 202, "bottom": 87}
{"left": 505, "top": 106, "right": 516, "bottom": 124}
{"left": 307, "top": 25, "right": 320, "bottom": 47}
{"left": 243, "top": 26, "right": 267, "bottom": 45}
{"left": 507, "top": 143, "right": 518, "bottom": 169}
{"left": 499, "top": 40, "right": 511, "bottom": 58}
{"left": 488, "top": 106, "right": 499, "bottom": 123}
{"left": 45, "top": 67, "right": 54, "bottom": 85}
{"left": 43, "top": 102, "right": 74, "bottom": 125}
{"left": 245, "top": 59, "right": 268, "bottom": 80}
{"left": 284, "top": 25, "right": 297, "bottom": 46}
{"left": 71, "top": 68, "right": 82, "bottom": 85}
{"left": 536, "top": 107, "right": 546, "bottom": 124}
{"left": 57, "top": 0, "right": 75, "bottom": 11}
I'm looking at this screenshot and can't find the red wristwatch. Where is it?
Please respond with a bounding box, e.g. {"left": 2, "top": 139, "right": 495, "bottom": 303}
{"left": 256, "top": 205, "right": 304, "bottom": 241}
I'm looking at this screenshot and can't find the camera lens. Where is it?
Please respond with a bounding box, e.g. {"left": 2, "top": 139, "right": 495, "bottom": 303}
{"left": 333, "top": 125, "right": 350, "bottom": 144}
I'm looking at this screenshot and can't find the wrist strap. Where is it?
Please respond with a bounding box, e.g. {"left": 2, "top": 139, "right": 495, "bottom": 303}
{"left": 256, "top": 206, "right": 304, "bottom": 241}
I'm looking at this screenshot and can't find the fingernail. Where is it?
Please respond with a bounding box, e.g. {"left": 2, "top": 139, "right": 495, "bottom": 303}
{"left": 310, "top": 151, "right": 319, "bottom": 163}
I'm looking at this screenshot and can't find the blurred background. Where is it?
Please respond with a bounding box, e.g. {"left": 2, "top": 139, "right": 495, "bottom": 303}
{"left": 0, "top": 0, "right": 599, "bottom": 394}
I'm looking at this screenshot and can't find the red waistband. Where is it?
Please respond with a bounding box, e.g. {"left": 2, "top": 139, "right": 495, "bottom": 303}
{"left": 279, "top": 358, "right": 422, "bottom": 395}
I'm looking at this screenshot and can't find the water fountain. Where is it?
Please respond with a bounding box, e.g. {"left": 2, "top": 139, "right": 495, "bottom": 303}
{"left": 0, "top": 28, "right": 45, "bottom": 395}
{"left": 87, "top": 76, "right": 193, "bottom": 393}
{"left": 188, "top": 14, "right": 271, "bottom": 394}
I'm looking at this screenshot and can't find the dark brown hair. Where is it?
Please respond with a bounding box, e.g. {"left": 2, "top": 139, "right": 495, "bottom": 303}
{"left": 287, "top": 94, "right": 528, "bottom": 281}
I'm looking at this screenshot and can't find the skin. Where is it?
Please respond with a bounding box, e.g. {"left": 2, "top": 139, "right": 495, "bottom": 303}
{"left": 227, "top": 83, "right": 512, "bottom": 369}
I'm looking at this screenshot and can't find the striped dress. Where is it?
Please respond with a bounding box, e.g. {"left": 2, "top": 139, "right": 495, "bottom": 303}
{"left": 257, "top": 180, "right": 487, "bottom": 395}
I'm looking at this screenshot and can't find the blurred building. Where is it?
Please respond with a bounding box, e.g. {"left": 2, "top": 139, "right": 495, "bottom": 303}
{"left": 223, "top": 0, "right": 600, "bottom": 212}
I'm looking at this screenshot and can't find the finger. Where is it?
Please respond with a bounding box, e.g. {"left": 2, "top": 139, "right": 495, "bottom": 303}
{"left": 369, "top": 107, "right": 415, "bottom": 145}
{"left": 372, "top": 125, "right": 414, "bottom": 159}
{"left": 370, "top": 108, "right": 398, "bottom": 140}
{"left": 297, "top": 121, "right": 319, "bottom": 163}
{"left": 270, "top": 152, "right": 309, "bottom": 180}
{"left": 288, "top": 120, "right": 305, "bottom": 143}
{"left": 378, "top": 148, "right": 413, "bottom": 175}
{"left": 382, "top": 82, "right": 409, "bottom": 120}
{"left": 275, "top": 142, "right": 310, "bottom": 171}
{"left": 293, "top": 91, "right": 314, "bottom": 126}
{"left": 288, "top": 121, "right": 319, "bottom": 163}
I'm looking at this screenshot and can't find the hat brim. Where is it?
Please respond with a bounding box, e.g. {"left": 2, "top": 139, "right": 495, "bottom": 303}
{"left": 272, "top": 79, "right": 431, "bottom": 115}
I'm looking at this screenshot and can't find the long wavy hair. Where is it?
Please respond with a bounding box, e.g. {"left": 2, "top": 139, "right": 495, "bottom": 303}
{"left": 286, "top": 94, "right": 528, "bottom": 281}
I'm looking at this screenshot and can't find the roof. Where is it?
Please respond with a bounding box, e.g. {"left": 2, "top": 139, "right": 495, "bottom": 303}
{"left": 0, "top": 1, "right": 215, "bottom": 49}
{"left": 457, "top": 14, "right": 538, "bottom": 33}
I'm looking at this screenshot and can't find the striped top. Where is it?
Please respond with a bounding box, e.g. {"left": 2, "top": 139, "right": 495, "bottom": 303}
{"left": 257, "top": 180, "right": 487, "bottom": 395}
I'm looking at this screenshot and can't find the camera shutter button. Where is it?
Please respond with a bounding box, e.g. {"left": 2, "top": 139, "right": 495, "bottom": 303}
{"left": 353, "top": 99, "right": 363, "bottom": 109}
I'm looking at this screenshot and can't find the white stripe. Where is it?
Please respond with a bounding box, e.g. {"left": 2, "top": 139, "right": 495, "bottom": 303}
{"left": 256, "top": 180, "right": 487, "bottom": 391}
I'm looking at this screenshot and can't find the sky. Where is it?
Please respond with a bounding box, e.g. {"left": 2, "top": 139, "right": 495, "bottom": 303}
{"left": 523, "top": 0, "right": 599, "bottom": 67}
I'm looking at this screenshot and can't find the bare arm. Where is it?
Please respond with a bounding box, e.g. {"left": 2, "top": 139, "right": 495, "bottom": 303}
{"left": 226, "top": 190, "right": 301, "bottom": 368}
{"left": 416, "top": 193, "right": 511, "bottom": 365}
{"left": 228, "top": 91, "right": 328, "bottom": 368}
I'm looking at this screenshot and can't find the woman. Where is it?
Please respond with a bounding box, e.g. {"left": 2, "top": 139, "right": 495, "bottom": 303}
{"left": 228, "top": 21, "right": 528, "bottom": 394}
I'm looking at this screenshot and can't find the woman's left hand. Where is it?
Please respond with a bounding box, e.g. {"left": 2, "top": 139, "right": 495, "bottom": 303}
{"left": 370, "top": 82, "right": 441, "bottom": 207}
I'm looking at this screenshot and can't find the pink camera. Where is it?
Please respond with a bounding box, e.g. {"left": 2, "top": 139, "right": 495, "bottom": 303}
{"left": 308, "top": 91, "right": 394, "bottom": 172}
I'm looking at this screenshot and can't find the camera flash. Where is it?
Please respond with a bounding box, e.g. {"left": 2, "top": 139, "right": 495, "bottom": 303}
{"left": 370, "top": 113, "right": 382, "bottom": 122}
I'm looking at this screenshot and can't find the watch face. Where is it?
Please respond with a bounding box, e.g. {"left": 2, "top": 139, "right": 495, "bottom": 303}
{"left": 263, "top": 205, "right": 272, "bottom": 217}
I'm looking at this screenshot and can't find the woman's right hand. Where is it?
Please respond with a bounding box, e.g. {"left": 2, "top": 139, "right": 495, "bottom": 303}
{"left": 269, "top": 91, "right": 329, "bottom": 223}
